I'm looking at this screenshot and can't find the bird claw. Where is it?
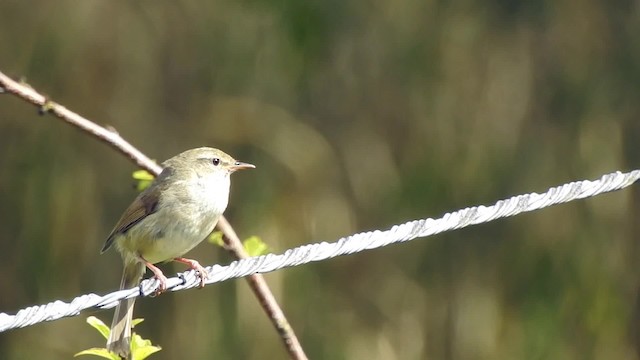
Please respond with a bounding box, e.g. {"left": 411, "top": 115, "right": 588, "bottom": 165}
{"left": 142, "top": 260, "right": 168, "bottom": 296}
{"left": 153, "top": 274, "right": 168, "bottom": 296}
{"left": 174, "top": 257, "right": 209, "bottom": 288}
{"left": 140, "top": 256, "right": 208, "bottom": 295}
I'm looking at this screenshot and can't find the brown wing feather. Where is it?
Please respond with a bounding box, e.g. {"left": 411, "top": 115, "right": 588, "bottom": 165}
{"left": 101, "top": 188, "right": 160, "bottom": 253}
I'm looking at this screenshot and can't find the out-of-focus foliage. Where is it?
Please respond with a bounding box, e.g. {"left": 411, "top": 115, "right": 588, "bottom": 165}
{"left": 132, "top": 170, "right": 155, "bottom": 192}
{"left": 242, "top": 236, "right": 268, "bottom": 257}
{"left": 0, "top": 0, "right": 639, "bottom": 359}
{"left": 75, "top": 317, "right": 161, "bottom": 360}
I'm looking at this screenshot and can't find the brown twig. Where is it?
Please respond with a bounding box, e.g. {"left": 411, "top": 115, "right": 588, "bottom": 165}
{"left": 0, "top": 71, "right": 308, "bottom": 360}
{"left": 216, "top": 218, "right": 308, "bottom": 359}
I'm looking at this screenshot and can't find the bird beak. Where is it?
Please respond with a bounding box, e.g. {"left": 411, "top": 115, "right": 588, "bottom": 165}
{"left": 229, "top": 161, "right": 255, "bottom": 172}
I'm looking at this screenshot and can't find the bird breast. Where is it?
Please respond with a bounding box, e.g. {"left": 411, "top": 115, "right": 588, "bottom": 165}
{"left": 117, "top": 173, "right": 231, "bottom": 264}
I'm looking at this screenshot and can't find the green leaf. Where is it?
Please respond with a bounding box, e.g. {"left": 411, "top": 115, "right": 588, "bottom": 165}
{"left": 243, "top": 236, "right": 268, "bottom": 257}
{"left": 86, "top": 316, "right": 111, "bottom": 340}
{"left": 132, "top": 169, "right": 155, "bottom": 181}
{"left": 131, "top": 333, "right": 162, "bottom": 360}
{"left": 207, "top": 231, "right": 225, "bottom": 247}
{"left": 77, "top": 317, "right": 161, "bottom": 359}
{"left": 74, "top": 348, "right": 119, "bottom": 359}
{"left": 132, "top": 170, "right": 155, "bottom": 191}
{"left": 132, "top": 345, "right": 162, "bottom": 360}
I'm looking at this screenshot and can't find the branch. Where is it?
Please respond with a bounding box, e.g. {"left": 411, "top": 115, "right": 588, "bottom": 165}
{"left": 0, "top": 71, "right": 308, "bottom": 360}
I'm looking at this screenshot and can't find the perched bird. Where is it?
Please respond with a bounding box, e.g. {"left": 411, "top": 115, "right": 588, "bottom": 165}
{"left": 101, "top": 147, "right": 254, "bottom": 358}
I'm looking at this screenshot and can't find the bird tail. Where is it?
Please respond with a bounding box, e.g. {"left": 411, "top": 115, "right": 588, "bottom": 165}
{"left": 107, "top": 261, "right": 145, "bottom": 359}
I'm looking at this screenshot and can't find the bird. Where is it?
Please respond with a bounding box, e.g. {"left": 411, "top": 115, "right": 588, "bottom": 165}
{"left": 101, "top": 147, "right": 254, "bottom": 358}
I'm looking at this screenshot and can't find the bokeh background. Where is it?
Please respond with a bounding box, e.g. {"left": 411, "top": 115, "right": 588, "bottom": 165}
{"left": 1, "top": 0, "right": 640, "bottom": 359}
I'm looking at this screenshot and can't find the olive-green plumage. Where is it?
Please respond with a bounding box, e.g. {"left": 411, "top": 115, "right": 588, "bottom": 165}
{"left": 102, "top": 147, "right": 254, "bottom": 358}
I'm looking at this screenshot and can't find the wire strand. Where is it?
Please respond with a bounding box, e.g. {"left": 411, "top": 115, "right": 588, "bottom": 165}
{"left": 1, "top": 169, "right": 638, "bottom": 332}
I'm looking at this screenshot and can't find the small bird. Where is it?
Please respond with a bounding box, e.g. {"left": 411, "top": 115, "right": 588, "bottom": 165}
{"left": 101, "top": 147, "right": 254, "bottom": 358}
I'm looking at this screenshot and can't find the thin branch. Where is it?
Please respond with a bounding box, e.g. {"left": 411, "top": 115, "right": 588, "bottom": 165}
{"left": 0, "top": 73, "right": 162, "bottom": 174}
{"left": 0, "top": 71, "right": 308, "bottom": 360}
{"left": 217, "top": 218, "right": 308, "bottom": 359}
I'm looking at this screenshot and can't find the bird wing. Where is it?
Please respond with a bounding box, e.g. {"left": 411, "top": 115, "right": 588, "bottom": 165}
{"left": 101, "top": 188, "right": 160, "bottom": 253}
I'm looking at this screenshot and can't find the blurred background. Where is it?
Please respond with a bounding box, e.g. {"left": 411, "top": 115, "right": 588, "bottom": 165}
{"left": 0, "top": 0, "right": 639, "bottom": 359}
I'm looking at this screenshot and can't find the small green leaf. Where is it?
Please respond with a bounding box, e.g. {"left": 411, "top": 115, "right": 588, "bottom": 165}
{"left": 207, "top": 231, "right": 225, "bottom": 247}
{"left": 132, "top": 170, "right": 155, "bottom": 181}
{"left": 86, "top": 316, "right": 111, "bottom": 340}
{"left": 77, "top": 317, "right": 161, "bottom": 359}
{"left": 132, "top": 346, "right": 162, "bottom": 360}
{"left": 131, "top": 333, "right": 162, "bottom": 360}
{"left": 132, "top": 170, "right": 155, "bottom": 191}
{"left": 243, "top": 236, "right": 268, "bottom": 257}
{"left": 74, "top": 348, "right": 119, "bottom": 359}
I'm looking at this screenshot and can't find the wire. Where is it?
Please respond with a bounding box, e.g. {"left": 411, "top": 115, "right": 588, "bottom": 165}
{"left": 1, "top": 169, "right": 638, "bottom": 333}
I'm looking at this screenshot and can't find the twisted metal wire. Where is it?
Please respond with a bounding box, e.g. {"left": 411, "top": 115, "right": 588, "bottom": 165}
{"left": 1, "top": 169, "right": 638, "bottom": 332}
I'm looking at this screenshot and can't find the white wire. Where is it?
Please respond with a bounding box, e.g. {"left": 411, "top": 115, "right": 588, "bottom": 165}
{"left": 1, "top": 169, "right": 638, "bottom": 332}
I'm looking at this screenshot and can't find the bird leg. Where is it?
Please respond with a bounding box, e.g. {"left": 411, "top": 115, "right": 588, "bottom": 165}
{"left": 173, "top": 257, "right": 209, "bottom": 288}
{"left": 139, "top": 256, "right": 168, "bottom": 295}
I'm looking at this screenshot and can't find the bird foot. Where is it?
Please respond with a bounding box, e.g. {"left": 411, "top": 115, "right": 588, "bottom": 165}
{"left": 143, "top": 260, "right": 168, "bottom": 296}
{"left": 174, "top": 257, "right": 209, "bottom": 288}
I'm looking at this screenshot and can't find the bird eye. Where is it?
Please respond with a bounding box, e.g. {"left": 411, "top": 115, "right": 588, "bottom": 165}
{"left": 212, "top": 158, "right": 221, "bottom": 166}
